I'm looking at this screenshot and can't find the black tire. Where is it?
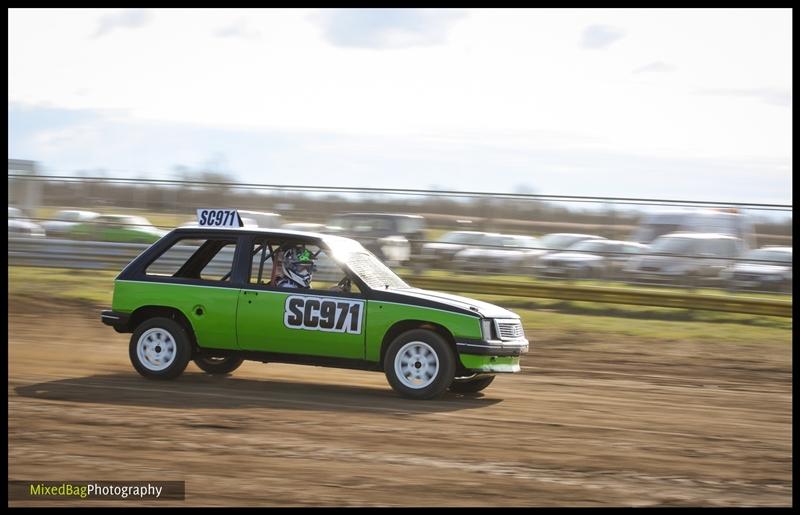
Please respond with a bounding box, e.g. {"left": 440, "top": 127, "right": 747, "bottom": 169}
{"left": 194, "top": 355, "right": 244, "bottom": 375}
{"left": 383, "top": 329, "right": 456, "bottom": 400}
{"left": 129, "top": 317, "right": 192, "bottom": 380}
{"left": 449, "top": 375, "right": 496, "bottom": 394}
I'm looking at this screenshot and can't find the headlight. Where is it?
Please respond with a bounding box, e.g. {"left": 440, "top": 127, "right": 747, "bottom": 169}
{"left": 481, "top": 319, "right": 495, "bottom": 340}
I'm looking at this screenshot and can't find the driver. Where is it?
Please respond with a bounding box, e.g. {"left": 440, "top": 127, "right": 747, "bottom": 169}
{"left": 275, "top": 245, "right": 316, "bottom": 289}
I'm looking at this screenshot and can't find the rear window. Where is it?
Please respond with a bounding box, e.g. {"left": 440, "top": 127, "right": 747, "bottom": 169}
{"left": 398, "top": 218, "right": 425, "bottom": 233}
{"left": 440, "top": 232, "right": 484, "bottom": 244}
{"left": 145, "top": 237, "right": 237, "bottom": 282}
{"left": 743, "top": 249, "right": 792, "bottom": 263}
{"left": 701, "top": 239, "right": 738, "bottom": 258}
{"left": 650, "top": 237, "right": 697, "bottom": 254}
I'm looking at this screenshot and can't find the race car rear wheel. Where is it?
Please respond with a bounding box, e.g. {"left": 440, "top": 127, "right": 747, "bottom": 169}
{"left": 449, "top": 374, "right": 496, "bottom": 394}
{"left": 194, "top": 355, "right": 244, "bottom": 375}
{"left": 130, "top": 317, "right": 192, "bottom": 380}
{"left": 384, "top": 329, "right": 455, "bottom": 400}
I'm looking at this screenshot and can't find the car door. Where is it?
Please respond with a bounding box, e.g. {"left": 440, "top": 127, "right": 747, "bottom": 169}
{"left": 236, "top": 237, "right": 367, "bottom": 359}
{"left": 698, "top": 239, "right": 731, "bottom": 282}
{"left": 608, "top": 243, "right": 630, "bottom": 278}
{"left": 129, "top": 234, "right": 243, "bottom": 350}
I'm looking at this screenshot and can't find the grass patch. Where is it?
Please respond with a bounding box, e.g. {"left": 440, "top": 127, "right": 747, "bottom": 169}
{"left": 9, "top": 266, "right": 117, "bottom": 306}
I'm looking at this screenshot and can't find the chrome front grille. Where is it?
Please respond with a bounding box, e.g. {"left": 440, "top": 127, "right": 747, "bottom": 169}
{"left": 495, "top": 319, "right": 524, "bottom": 341}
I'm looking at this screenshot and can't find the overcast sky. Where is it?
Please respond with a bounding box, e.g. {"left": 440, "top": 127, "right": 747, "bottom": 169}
{"left": 7, "top": 8, "right": 793, "bottom": 205}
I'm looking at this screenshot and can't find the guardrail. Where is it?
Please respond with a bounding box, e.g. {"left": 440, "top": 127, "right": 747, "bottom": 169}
{"left": 408, "top": 277, "right": 792, "bottom": 318}
{"left": 8, "top": 237, "right": 792, "bottom": 317}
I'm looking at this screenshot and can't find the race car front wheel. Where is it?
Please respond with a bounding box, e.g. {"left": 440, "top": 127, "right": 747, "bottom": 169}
{"left": 194, "top": 355, "right": 244, "bottom": 375}
{"left": 130, "top": 317, "right": 192, "bottom": 380}
{"left": 384, "top": 329, "right": 456, "bottom": 400}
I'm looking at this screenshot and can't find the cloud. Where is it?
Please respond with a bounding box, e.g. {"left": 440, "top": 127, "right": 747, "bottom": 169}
{"left": 581, "top": 24, "right": 625, "bottom": 49}
{"left": 215, "top": 19, "right": 260, "bottom": 39}
{"left": 93, "top": 9, "right": 151, "bottom": 38}
{"left": 697, "top": 87, "right": 791, "bottom": 107}
{"left": 314, "top": 8, "right": 466, "bottom": 49}
{"left": 633, "top": 61, "right": 676, "bottom": 74}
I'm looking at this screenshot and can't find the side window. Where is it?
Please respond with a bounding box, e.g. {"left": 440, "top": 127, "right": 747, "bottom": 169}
{"left": 719, "top": 240, "right": 738, "bottom": 258}
{"left": 145, "top": 237, "right": 237, "bottom": 282}
{"left": 201, "top": 243, "right": 237, "bottom": 280}
{"left": 248, "top": 239, "right": 360, "bottom": 294}
{"left": 146, "top": 239, "right": 204, "bottom": 277}
{"left": 249, "top": 239, "right": 276, "bottom": 286}
{"left": 702, "top": 239, "right": 730, "bottom": 257}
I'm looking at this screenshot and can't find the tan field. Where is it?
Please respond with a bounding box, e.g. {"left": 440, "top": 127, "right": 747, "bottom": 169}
{"left": 8, "top": 297, "right": 791, "bottom": 507}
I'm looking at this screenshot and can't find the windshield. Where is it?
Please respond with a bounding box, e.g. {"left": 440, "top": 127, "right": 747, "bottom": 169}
{"left": 55, "top": 211, "right": 80, "bottom": 221}
{"left": 325, "top": 237, "right": 409, "bottom": 289}
{"left": 743, "top": 249, "right": 792, "bottom": 263}
{"left": 330, "top": 216, "right": 393, "bottom": 233}
{"left": 633, "top": 223, "right": 683, "bottom": 243}
{"left": 439, "top": 232, "right": 484, "bottom": 244}
{"left": 479, "top": 235, "right": 511, "bottom": 247}
{"left": 345, "top": 252, "right": 409, "bottom": 289}
{"left": 567, "top": 240, "right": 611, "bottom": 253}
{"left": 128, "top": 216, "right": 151, "bottom": 226}
{"left": 650, "top": 237, "right": 698, "bottom": 255}
{"left": 539, "top": 234, "right": 590, "bottom": 251}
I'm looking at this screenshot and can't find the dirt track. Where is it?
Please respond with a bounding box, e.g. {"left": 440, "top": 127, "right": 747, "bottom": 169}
{"left": 8, "top": 298, "right": 792, "bottom": 506}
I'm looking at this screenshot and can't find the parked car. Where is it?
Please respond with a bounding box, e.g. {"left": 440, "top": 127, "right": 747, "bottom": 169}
{"left": 281, "top": 222, "right": 334, "bottom": 233}
{"left": 538, "top": 239, "right": 648, "bottom": 279}
{"left": 326, "top": 213, "right": 427, "bottom": 265}
{"left": 453, "top": 233, "right": 541, "bottom": 274}
{"left": 8, "top": 206, "right": 45, "bottom": 237}
{"left": 722, "top": 246, "right": 792, "bottom": 293}
{"left": 623, "top": 232, "right": 744, "bottom": 287}
{"left": 40, "top": 209, "right": 99, "bottom": 237}
{"left": 70, "top": 214, "right": 168, "bottom": 243}
{"left": 419, "top": 231, "right": 489, "bottom": 269}
{"left": 530, "top": 233, "right": 607, "bottom": 276}
{"left": 631, "top": 208, "right": 755, "bottom": 249}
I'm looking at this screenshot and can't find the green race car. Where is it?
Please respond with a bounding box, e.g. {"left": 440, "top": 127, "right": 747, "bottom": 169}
{"left": 101, "top": 221, "right": 529, "bottom": 399}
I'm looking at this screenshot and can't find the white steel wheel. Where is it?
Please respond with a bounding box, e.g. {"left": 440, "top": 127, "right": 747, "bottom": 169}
{"left": 383, "top": 329, "right": 456, "bottom": 400}
{"left": 137, "top": 328, "right": 177, "bottom": 371}
{"left": 394, "top": 341, "right": 440, "bottom": 389}
{"left": 129, "top": 317, "right": 192, "bottom": 380}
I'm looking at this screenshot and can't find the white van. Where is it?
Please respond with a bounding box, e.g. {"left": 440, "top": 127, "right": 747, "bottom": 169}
{"left": 631, "top": 209, "right": 755, "bottom": 249}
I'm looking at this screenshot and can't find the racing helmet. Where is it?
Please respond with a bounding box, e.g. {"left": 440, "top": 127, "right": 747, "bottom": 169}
{"left": 281, "top": 245, "right": 316, "bottom": 288}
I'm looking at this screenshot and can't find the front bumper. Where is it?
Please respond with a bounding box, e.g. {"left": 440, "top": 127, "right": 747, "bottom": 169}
{"left": 456, "top": 337, "right": 529, "bottom": 357}
{"left": 458, "top": 354, "right": 521, "bottom": 373}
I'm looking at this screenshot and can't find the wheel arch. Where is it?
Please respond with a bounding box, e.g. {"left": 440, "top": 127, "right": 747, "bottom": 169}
{"left": 127, "top": 305, "right": 197, "bottom": 348}
{"left": 379, "top": 319, "right": 458, "bottom": 370}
